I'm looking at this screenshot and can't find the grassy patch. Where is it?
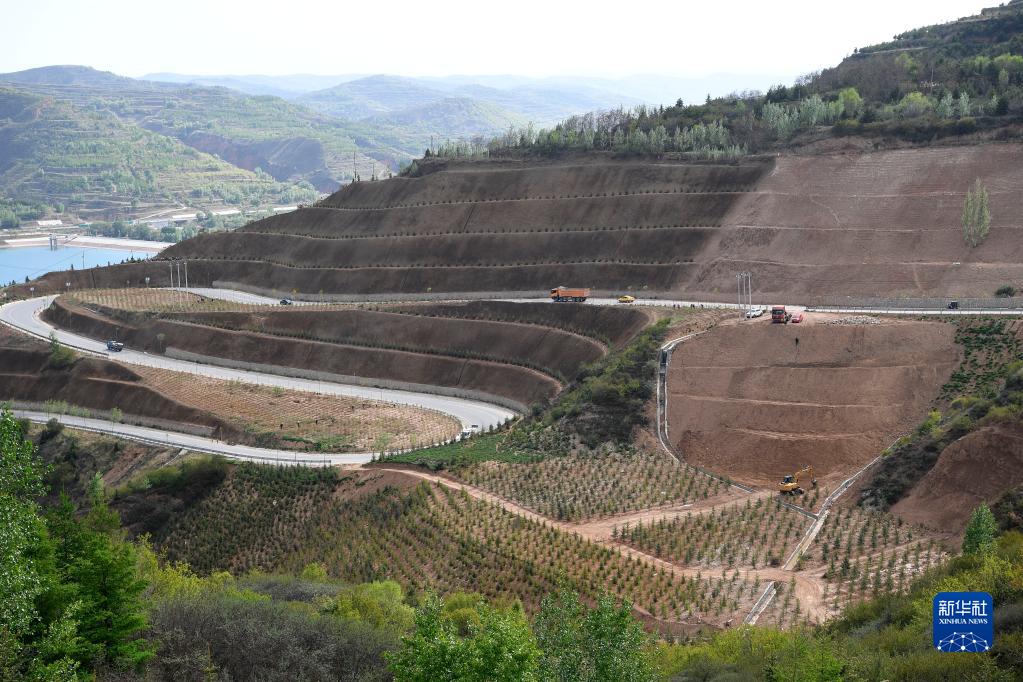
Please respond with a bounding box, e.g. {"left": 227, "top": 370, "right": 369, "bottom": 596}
{"left": 384, "top": 433, "right": 538, "bottom": 469}
{"left": 548, "top": 318, "right": 670, "bottom": 447}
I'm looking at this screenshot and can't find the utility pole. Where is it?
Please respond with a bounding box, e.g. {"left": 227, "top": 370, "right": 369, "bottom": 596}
{"left": 736, "top": 271, "right": 752, "bottom": 317}
{"left": 183, "top": 260, "right": 188, "bottom": 289}
{"left": 169, "top": 261, "right": 174, "bottom": 287}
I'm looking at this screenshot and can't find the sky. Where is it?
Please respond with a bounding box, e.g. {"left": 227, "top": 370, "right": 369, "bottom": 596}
{"left": 2, "top": 0, "right": 992, "bottom": 81}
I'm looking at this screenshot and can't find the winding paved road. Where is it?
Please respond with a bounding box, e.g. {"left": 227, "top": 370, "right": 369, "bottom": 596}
{"left": 0, "top": 296, "right": 516, "bottom": 464}
{"left": 14, "top": 410, "right": 356, "bottom": 466}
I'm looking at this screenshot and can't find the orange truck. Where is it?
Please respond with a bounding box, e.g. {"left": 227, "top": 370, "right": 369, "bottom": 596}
{"left": 771, "top": 306, "right": 792, "bottom": 323}
{"left": 550, "top": 286, "right": 590, "bottom": 302}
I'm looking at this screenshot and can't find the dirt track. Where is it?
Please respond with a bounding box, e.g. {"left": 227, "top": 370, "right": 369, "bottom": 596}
{"left": 376, "top": 465, "right": 830, "bottom": 624}
{"left": 666, "top": 316, "right": 959, "bottom": 487}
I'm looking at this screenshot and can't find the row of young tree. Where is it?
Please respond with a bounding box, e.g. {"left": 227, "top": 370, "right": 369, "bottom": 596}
{"left": 426, "top": 82, "right": 1007, "bottom": 161}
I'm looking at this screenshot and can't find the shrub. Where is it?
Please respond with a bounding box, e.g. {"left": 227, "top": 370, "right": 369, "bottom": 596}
{"left": 996, "top": 286, "right": 1017, "bottom": 298}
{"left": 47, "top": 333, "right": 76, "bottom": 369}
{"left": 148, "top": 593, "right": 395, "bottom": 681}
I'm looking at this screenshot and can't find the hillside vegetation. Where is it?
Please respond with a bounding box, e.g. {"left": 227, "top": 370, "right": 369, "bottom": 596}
{"left": 0, "top": 87, "right": 317, "bottom": 219}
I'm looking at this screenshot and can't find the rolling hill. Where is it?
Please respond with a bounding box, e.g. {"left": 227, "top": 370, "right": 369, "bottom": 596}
{"left": 0, "top": 67, "right": 638, "bottom": 218}
{"left": 0, "top": 86, "right": 317, "bottom": 219}
{"left": 296, "top": 74, "right": 637, "bottom": 127}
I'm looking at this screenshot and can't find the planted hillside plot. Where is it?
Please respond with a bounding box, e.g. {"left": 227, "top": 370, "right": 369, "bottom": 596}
{"left": 137, "top": 367, "right": 459, "bottom": 452}
{"left": 157, "top": 465, "right": 761, "bottom": 627}
{"left": 751, "top": 577, "right": 811, "bottom": 630}
{"left": 70, "top": 288, "right": 343, "bottom": 314}
{"left": 455, "top": 450, "right": 719, "bottom": 521}
{"left": 617, "top": 497, "right": 813, "bottom": 570}
{"left": 806, "top": 506, "right": 945, "bottom": 612}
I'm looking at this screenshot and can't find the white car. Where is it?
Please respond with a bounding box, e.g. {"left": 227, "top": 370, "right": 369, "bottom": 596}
{"left": 745, "top": 308, "right": 764, "bottom": 318}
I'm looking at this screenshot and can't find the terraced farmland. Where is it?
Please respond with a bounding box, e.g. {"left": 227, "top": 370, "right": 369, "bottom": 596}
{"left": 48, "top": 291, "right": 652, "bottom": 408}
{"left": 807, "top": 505, "right": 946, "bottom": 613}
{"left": 156, "top": 465, "right": 764, "bottom": 630}
{"left": 617, "top": 497, "right": 814, "bottom": 570}
{"left": 23, "top": 144, "right": 1023, "bottom": 301}
{"left": 455, "top": 450, "right": 726, "bottom": 521}
{"left": 137, "top": 367, "right": 459, "bottom": 452}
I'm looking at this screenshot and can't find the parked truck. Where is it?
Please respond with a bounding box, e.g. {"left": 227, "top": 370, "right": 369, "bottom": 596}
{"left": 550, "top": 286, "right": 590, "bottom": 302}
{"left": 771, "top": 306, "right": 792, "bottom": 324}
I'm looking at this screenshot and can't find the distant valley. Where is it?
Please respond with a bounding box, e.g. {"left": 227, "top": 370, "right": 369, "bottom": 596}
{"left": 0, "top": 66, "right": 641, "bottom": 222}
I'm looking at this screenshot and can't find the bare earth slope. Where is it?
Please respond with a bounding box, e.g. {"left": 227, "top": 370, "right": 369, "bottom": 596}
{"left": 666, "top": 317, "right": 959, "bottom": 487}
{"left": 893, "top": 424, "right": 1023, "bottom": 533}
{"left": 707, "top": 144, "right": 1023, "bottom": 300}
{"left": 20, "top": 143, "right": 1023, "bottom": 300}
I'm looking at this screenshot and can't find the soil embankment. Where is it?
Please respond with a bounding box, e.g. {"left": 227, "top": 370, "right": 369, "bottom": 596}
{"left": 892, "top": 423, "right": 1023, "bottom": 533}
{"left": 18, "top": 145, "right": 1023, "bottom": 301}
{"left": 45, "top": 297, "right": 647, "bottom": 408}
{"left": 0, "top": 346, "right": 232, "bottom": 437}
{"left": 666, "top": 317, "right": 959, "bottom": 487}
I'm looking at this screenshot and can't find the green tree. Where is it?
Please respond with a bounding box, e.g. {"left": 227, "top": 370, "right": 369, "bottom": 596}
{"left": 837, "top": 88, "right": 863, "bottom": 119}
{"left": 899, "top": 91, "right": 932, "bottom": 118}
{"left": 47, "top": 334, "right": 75, "bottom": 370}
{"left": 963, "top": 504, "right": 998, "bottom": 556}
{"left": 46, "top": 480, "right": 154, "bottom": 669}
{"left": 962, "top": 178, "right": 992, "bottom": 247}
{"left": 0, "top": 408, "right": 81, "bottom": 680}
{"left": 387, "top": 594, "right": 538, "bottom": 681}
{"left": 534, "top": 590, "right": 654, "bottom": 682}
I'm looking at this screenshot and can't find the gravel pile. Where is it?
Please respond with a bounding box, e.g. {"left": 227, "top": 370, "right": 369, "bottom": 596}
{"left": 823, "top": 315, "right": 881, "bottom": 326}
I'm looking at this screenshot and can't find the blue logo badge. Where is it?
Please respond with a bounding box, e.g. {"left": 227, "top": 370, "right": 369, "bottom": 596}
{"left": 933, "top": 591, "right": 993, "bottom": 652}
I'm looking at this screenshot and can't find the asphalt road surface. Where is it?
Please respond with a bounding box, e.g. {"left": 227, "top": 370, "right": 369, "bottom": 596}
{"left": 177, "top": 287, "right": 1023, "bottom": 316}
{"left": 0, "top": 297, "right": 516, "bottom": 434}
{"left": 13, "top": 409, "right": 361, "bottom": 466}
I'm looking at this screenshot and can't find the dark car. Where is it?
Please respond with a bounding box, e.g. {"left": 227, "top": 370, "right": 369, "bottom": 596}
{"left": 106, "top": 340, "right": 124, "bottom": 351}
{"left": 280, "top": 298, "right": 293, "bottom": 306}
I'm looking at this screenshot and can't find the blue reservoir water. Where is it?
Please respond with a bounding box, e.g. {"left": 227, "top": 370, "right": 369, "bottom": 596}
{"left": 0, "top": 246, "right": 151, "bottom": 286}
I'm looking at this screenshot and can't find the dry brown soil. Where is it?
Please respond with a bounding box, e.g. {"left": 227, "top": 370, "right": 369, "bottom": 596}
{"left": 893, "top": 423, "right": 1023, "bottom": 533}
{"left": 666, "top": 315, "right": 959, "bottom": 487}
{"left": 22, "top": 144, "right": 1023, "bottom": 300}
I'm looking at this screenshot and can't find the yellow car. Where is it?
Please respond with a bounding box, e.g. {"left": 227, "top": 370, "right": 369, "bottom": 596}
{"left": 617, "top": 295, "right": 636, "bottom": 304}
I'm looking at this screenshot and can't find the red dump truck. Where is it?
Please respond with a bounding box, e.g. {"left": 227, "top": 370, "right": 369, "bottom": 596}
{"left": 550, "top": 286, "right": 590, "bottom": 302}
{"left": 771, "top": 306, "right": 792, "bottom": 323}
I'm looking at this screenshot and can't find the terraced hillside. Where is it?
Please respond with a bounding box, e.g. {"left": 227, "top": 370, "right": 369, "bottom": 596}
{"left": 0, "top": 323, "right": 457, "bottom": 451}
{"left": 710, "top": 144, "right": 1023, "bottom": 301}
{"left": 665, "top": 316, "right": 960, "bottom": 487}
{"left": 46, "top": 290, "right": 652, "bottom": 409}
{"left": 24, "top": 144, "right": 1023, "bottom": 301}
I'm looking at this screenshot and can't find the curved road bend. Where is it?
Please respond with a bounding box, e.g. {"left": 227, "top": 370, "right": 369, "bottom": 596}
{"left": 14, "top": 409, "right": 364, "bottom": 466}
{"left": 0, "top": 297, "right": 517, "bottom": 434}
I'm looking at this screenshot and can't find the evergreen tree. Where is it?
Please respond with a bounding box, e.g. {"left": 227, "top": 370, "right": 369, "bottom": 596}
{"left": 46, "top": 481, "right": 153, "bottom": 669}
{"left": 0, "top": 409, "right": 81, "bottom": 680}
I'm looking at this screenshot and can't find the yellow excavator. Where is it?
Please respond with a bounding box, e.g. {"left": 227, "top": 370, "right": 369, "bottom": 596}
{"left": 779, "top": 466, "right": 817, "bottom": 496}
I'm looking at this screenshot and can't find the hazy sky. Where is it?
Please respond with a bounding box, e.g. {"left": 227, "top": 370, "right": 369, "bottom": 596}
{"left": 3, "top": 0, "right": 991, "bottom": 80}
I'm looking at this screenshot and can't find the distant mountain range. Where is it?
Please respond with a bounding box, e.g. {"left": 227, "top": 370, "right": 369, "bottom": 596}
{"left": 0, "top": 66, "right": 642, "bottom": 221}
{"left": 0, "top": 65, "right": 791, "bottom": 222}
{"left": 141, "top": 71, "right": 792, "bottom": 109}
